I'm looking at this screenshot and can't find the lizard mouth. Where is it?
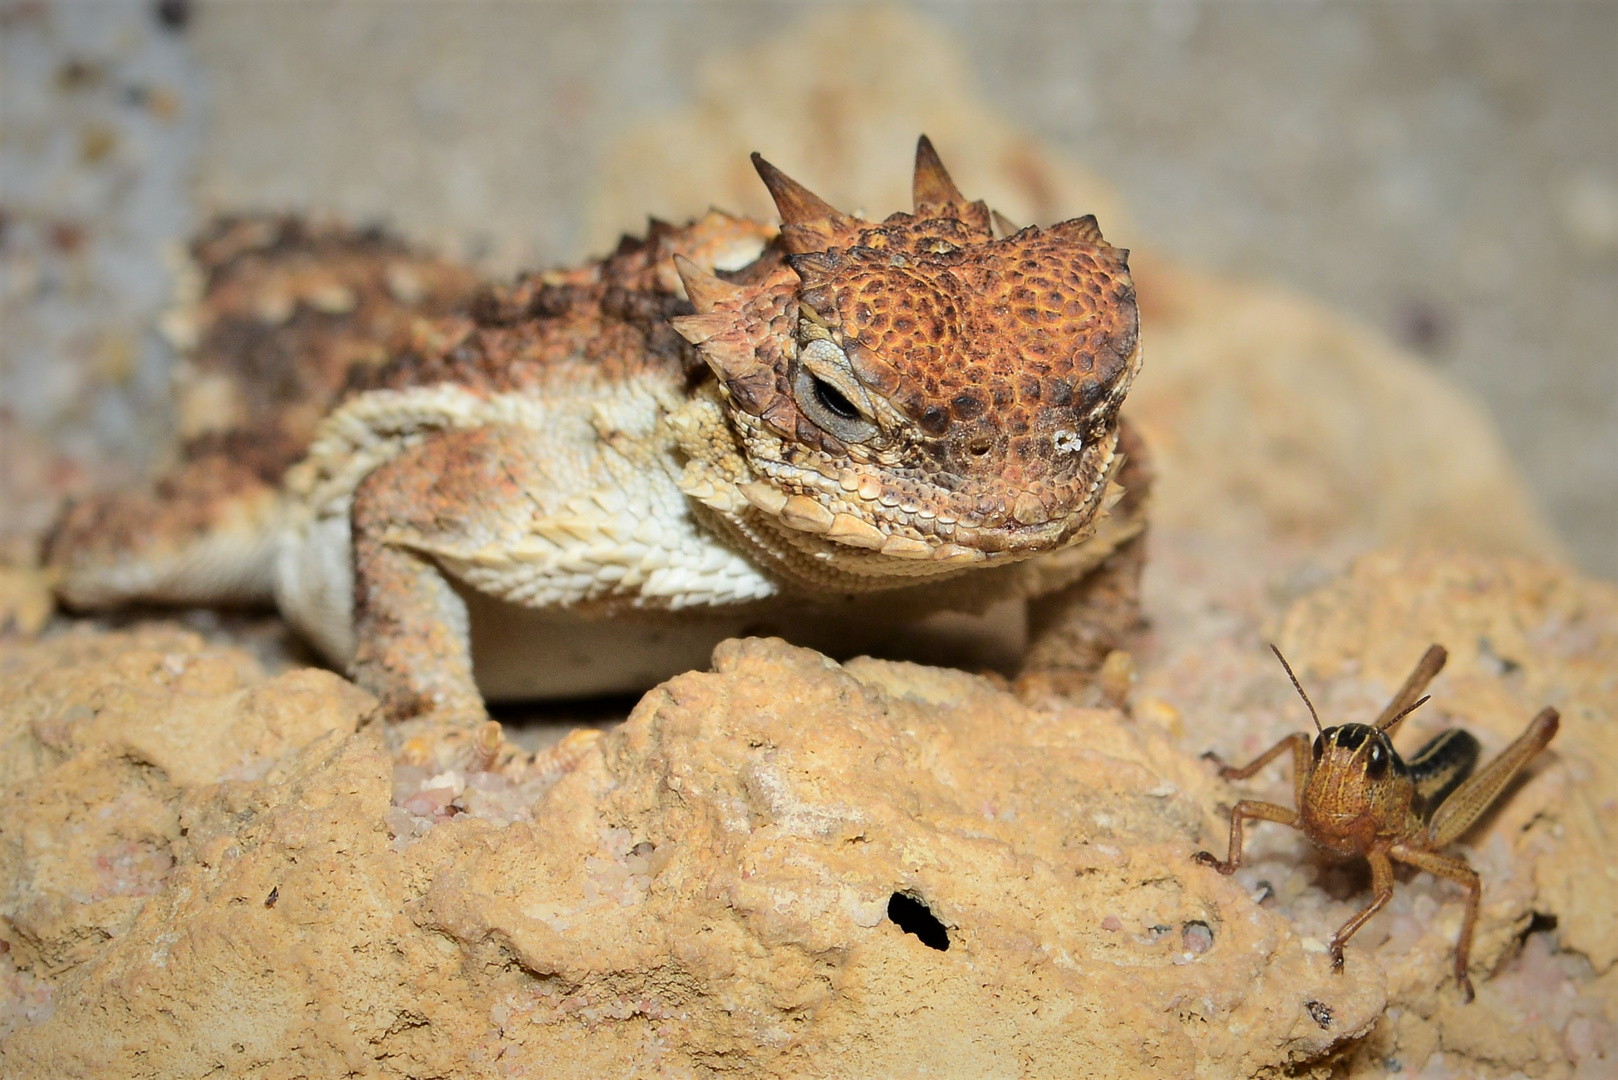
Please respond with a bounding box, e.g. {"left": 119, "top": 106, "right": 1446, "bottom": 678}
{"left": 726, "top": 405, "right": 1127, "bottom": 565}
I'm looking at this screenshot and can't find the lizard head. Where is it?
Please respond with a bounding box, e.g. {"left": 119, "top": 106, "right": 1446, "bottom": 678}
{"left": 671, "top": 137, "right": 1139, "bottom": 572}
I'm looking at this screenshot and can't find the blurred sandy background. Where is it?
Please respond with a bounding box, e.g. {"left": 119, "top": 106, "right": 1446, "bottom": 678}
{"left": 1, "top": 1, "right": 1613, "bottom": 575}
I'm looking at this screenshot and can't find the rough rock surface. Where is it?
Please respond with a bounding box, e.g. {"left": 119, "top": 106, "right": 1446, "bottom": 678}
{"left": 1, "top": 546, "right": 1613, "bottom": 1077}
{"left": 1126, "top": 258, "right": 1563, "bottom": 559}
{"left": 1138, "top": 547, "right": 1618, "bottom": 1078}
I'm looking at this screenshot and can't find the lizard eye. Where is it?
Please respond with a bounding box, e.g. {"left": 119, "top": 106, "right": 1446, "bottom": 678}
{"left": 792, "top": 339, "right": 879, "bottom": 444}
{"left": 809, "top": 376, "right": 860, "bottom": 420}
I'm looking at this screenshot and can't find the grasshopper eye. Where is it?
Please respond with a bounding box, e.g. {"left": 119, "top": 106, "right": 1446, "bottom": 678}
{"left": 1366, "top": 741, "right": 1389, "bottom": 780}
{"left": 1312, "top": 735, "right": 1324, "bottom": 760}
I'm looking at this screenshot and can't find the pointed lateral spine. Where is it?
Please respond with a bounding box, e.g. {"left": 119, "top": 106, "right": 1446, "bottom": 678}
{"left": 825, "top": 513, "right": 887, "bottom": 550}
{"left": 932, "top": 543, "right": 984, "bottom": 565}
{"left": 672, "top": 253, "right": 746, "bottom": 314}
{"left": 669, "top": 312, "right": 731, "bottom": 345}
{"left": 737, "top": 481, "right": 788, "bottom": 515}
{"left": 779, "top": 495, "right": 835, "bottom": 534}
{"left": 880, "top": 535, "right": 934, "bottom": 560}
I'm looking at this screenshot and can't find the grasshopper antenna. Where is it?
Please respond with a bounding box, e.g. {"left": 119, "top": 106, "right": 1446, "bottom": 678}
{"left": 1374, "top": 644, "right": 1447, "bottom": 732}
{"left": 1269, "top": 644, "right": 1323, "bottom": 733}
{"left": 1379, "top": 694, "right": 1431, "bottom": 733}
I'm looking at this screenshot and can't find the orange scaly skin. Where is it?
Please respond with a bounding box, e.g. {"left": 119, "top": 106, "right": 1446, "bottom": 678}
{"left": 1193, "top": 644, "right": 1560, "bottom": 1001}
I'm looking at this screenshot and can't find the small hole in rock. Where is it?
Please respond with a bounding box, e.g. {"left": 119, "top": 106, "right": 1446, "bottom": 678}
{"left": 1518, "top": 910, "right": 1558, "bottom": 944}
{"left": 1182, "top": 921, "right": 1213, "bottom": 955}
{"left": 888, "top": 892, "right": 949, "bottom": 951}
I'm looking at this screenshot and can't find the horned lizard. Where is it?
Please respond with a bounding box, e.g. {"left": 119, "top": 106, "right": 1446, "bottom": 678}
{"left": 48, "top": 138, "right": 1146, "bottom": 733}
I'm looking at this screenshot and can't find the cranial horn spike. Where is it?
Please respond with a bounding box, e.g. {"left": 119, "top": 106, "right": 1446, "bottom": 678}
{"left": 913, "top": 135, "right": 967, "bottom": 212}
{"left": 698, "top": 339, "right": 761, "bottom": 381}
{"left": 1051, "top": 215, "right": 1105, "bottom": 244}
{"left": 669, "top": 312, "right": 732, "bottom": 346}
{"left": 751, "top": 152, "right": 846, "bottom": 228}
{"left": 672, "top": 254, "right": 745, "bottom": 313}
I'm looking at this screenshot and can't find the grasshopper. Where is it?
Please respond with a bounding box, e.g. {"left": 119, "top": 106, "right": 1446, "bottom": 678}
{"left": 1193, "top": 643, "right": 1559, "bottom": 1000}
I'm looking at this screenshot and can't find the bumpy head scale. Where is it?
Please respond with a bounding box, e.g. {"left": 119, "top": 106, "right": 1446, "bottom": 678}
{"left": 672, "top": 136, "right": 1140, "bottom": 565}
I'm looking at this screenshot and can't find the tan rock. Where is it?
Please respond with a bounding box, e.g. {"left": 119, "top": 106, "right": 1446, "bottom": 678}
{"left": 0, "top": 627, "right": 373, "bottom": 983}
{"left": 0, "top": 633, "right": 1385, "bottom": 1077}
{"left": 2, "top": 548, "right": 1613, "bottom": 1076}
{"left": 0, "top": 566, "right": 53, "bottom": 638}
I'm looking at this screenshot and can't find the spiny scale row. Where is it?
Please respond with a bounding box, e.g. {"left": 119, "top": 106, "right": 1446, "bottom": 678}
{"left": 735, "top": 479, "right": 985, "bottom": 564}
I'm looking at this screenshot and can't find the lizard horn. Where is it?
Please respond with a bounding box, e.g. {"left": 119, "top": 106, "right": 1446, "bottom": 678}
{"left": 1050, "top": 215, "right": 1106, "bottom": 245}
{"left": 912, "top": 135, "right": 967, "bottom": 213}
{"left": 751, "top": 153, "right": 842, "bottom": 227}
{"left": 751, "top": 152, "right": 856, "bottom": 254}
{"left": 672, "top": 254, "right": 745, "bottom": 314}
{"left": 669, "top": 312, "right": 730, "bottom": 346}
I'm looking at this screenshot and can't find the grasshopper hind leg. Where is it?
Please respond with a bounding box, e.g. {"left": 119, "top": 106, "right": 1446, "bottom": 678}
{"left": 1427, "top": 708, "right": 1559, "bottom": 849}
{"left": 1407, "top": 728, "right": 1481, "bottom": 821}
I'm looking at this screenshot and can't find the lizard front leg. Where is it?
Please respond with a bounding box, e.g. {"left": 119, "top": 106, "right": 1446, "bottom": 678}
{"left": 349, "top": 424, "right": 539, "bottom": 726}
{"left": 349, "top": 530, "right": 482, "bottom": 725}
{"left": 1020, "top": 419, "right": 1152, "bottom": 698}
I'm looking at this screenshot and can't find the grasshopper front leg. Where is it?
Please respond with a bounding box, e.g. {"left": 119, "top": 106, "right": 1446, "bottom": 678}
{"left": 1206, "top": 732, "right": 1313, "bottom": 803}
{"left": 1193, "top": 799, "right": 1300, "bottom": 874}
{"left": 1195, "top": 730, "right": 1314, "bottom": 870}
{"left": 1194, "top": 732, "right": 1313, "bottom": 872}
{"left": 1328, "top": 847, "right": 1396, "bottom": 973}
